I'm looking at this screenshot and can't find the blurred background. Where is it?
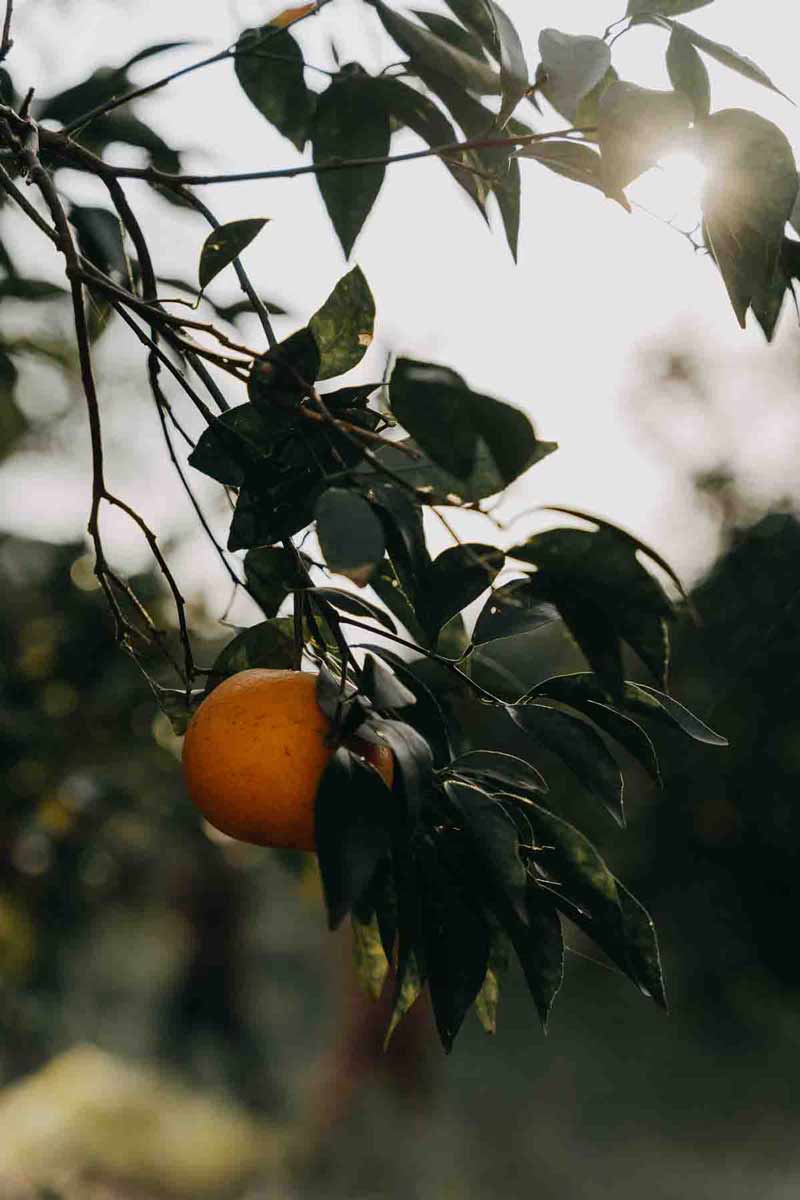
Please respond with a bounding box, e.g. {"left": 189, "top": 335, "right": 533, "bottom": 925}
{"left": 3, "top": 0, "right": 800, "bottom": 1197}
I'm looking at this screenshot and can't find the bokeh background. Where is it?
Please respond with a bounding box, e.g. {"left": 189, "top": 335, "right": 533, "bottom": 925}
{"left": 2, "top": 0, "right": 800, "bottom": 1197}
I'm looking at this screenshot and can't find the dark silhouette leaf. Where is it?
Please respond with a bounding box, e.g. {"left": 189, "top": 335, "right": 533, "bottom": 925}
{"left": 510, "top": 702, "right": 625, "bottom": 825}
{"left": 209, "top": 618, "right": 296, "bottom": 680}
{"left": 315, "top": 488, "right": 385, "bottom": 586}
{"left": 312, "top": 74, "right": 391, "bottom": 257}
{"left": 473, "top": 580, "right": 559, "bottom": 645}
{"left": 371, "top": 0, "right": 499, "bottom": 94}
{"left": 235, "top": 25, "right": 314, "bottom": 150}
{"left": 666, "top": 25, "right": 711, "bottom": 121}
{"left": 700, "top": 109, "right": 798, "bottom": 328}
{"left": 305, "top": 585, "right": 397, "bottom": 633}
{"left": 198, "top": 218, "right": 268, "bottom": 291}
{"left": 316, "top": 747, "right": 393, "bottom": 929}
{"left": 420, "top": 543, "right": 504, "bottom": 643}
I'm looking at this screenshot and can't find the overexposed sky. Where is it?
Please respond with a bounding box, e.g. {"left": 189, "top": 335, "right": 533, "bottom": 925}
{"left": 2, "top": 0, "right": 800, "bottom": 617}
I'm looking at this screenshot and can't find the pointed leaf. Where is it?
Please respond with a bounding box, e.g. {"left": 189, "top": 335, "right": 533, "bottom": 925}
{"left": 371, "top": 0, "right": 500, "bottom": 94}
{"left": 316, "top": 747, "right": 393, "bottom": 929}
{"left": 508, "top": 891, "right": 564, "bottom": 1028}
{"left": 384, "top": 951, "right": 423, "bottom": 1047}
{"left": 352, "top": 911, "right": 390, "bottom": 999}
{"left": 305, "top": 585, "right": 397, "bottom": 633}
{"left": 448, "top": 749, "right": 548, "bottom": 797}
{"left": 700, "top": 109, "right": 798, "bottom": 328}
{"left": 667, "top": 19, "right": 789, "bottom": 100}
{"left": 518, "top": 140, "right": 630, "bottom": 210}
{"left": 473, "top": 580, "right": 559, "bottom": 645}
{"left": 421, "top": 543, "right": 504, "bottom": 643}
{"left": 666, "top": 25, "right": 710, "bottom": 121}
{"left": 312, "top": 74, "right": 391, "bottom": 257}
{"left": 488, "top": 0, "right": 528, "bottom": 126}
{"left": 374, "top": 75, "right": 485, "bottom": 212}
{"left": 510, "top": 702, "right": 625, "bottom": 825}
{"left": 524, "top": 803, "right": 623, "bottom": 934}
{"left": 389, "top": 358, "right": 542, "bottom": 490}
{"left": 418, "top": 832, "right": 491, "bottom": 1051}
{"left": 445, "top": 781, "right": 529, "bottom": 925}
{"left": 413, "top": 10, "right": 488, "bottom": 61}
{"left": 234, "top": 24, "right": 314, "bottom": 150}
{"left": 528, "top": 672, "right": 728, "bottom": 747}
{"left": 362, "top": 652, "right": 417, "bottom": 710}
{"left": 309, "top": 266, "right": 376, "bottom": 381}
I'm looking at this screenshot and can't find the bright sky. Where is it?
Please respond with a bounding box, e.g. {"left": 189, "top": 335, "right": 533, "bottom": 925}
{"left": 2, "top": 0, "right": 800, "bottom": 619}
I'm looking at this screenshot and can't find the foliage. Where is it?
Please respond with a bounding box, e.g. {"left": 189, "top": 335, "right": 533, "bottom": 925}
{"left": 4, "top": 0, "right": 789, "bottom": 1054}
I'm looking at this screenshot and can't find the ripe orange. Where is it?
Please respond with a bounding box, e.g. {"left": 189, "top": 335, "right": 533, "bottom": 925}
{"left": 182, "top": 668, "right": 393, "bottom": 851}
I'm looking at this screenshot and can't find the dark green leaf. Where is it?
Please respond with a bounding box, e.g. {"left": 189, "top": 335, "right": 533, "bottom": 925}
{"left": 448, "top": 749, "right": 548, "bottom": 797}
{"left": 70, "top": 205, "right": 129, "bottom": 282}
{"left": 371, "top": 0, "right": 499, "bottom": 94}
{"left": 510, "top": 702, "right": 625, "bottom": 825}
{"left": 523, "top": 803, "right": 623, "bottom": 934}
{"left": 244, "top": 545, "right": 304, "bottom": 617}
{"left": 537, "top": 29, "right": 611, "bottom": 122}
{"left": 365, "top": 433, "right": 558, "bottom": 505}
{"left": 509, "top": 526, "right": 674, "bottom": 693}
{"left": 389, "top": 358, "right": 543, "bottom": 490}
{"left": 249, "top": 328, "right": 320, "bottom": 406}
{"left": 357, "top": 644, "right": 454, "bottom": 763}
{"left": 666, "top": 25, "right": 710, "bottom": 121}
{"left": 209, "top": 618, "right": 296, "bottom": 681}
{"left": 421, "top": 543, "right": 504, "bottom": 644}
{"left": 188, "top": 403, "right": 280, "bottom": 487}
{"left": 312, "top": 74, "right": 391, "bottom": 257}
{"left": 315, "top": 488, "right": 385, "bottom": 586}
{"left": 316, "top": 747, "right": 393, "bottom": 929}
{"left": 597, "top": 81, "right": 693, "bottom": 191}
{"left": 418, "top": 831, "right": 491, "bottom": 1051}
{"left": 442, "top": 0, "right": 496, "bottom": 48}
{"left": 627, "top": 0, "right": 712, "bottom": 14}
{"left": 370, "top": 557, "right": 428, "bottom": 643}
{"left": 362, "top": 653, "right": 417, "bottom": 710}
{"left": 573, "top": 700, "right": 661, "bottom": 786}
{"left": 666, "top": 18, "right": 789, "bottom": 100}
{"left": 368, "top": 484, "right": 433, "bottom": 618}
{"left": 508, "top": 891, "right": 564, "bottom": 1028}
{"left": 306, "top": 585, "right": 397, "bottom": 633}
{"left": 527, "top": 672, "right": 728, "bottom": 746}
{"left": 309, "top": 266, "right": 375, "bottom": 380}
{"left": 445, "top": 780, "right": 528, "bottom": 924}
{"left": 517, "top": 140, "right": 630, "bottom": 211}
{"left": 489, "top": 0, "right": 528, "bottom": 126}
{"left": 374, "top": 76, "right": 485, "bottom": 213}
{"left": 120, "top": 41, "right": 193, "bottom": 71}
{"left": 0, "top": 278, "right": 67, "bottom": 302}
{"left": 473, "top": 579, "right": 558, "bottom": 645}
{"left": 235, "top": 25, "right": 314, "bottom": 150}
{"left": 198, "top": 218, "right": 268, "bottom": 291}
{"left": 614, "top": 879, "right": 668, "bottom": 1008}
{"left": 360, "top": 717, "right": 434, "bottom": 826}
{"left": 413, "top": 10, "right": 488, "bottom": 61}
{"left": 700, "top": 109, "right": 798, "bottom": 328}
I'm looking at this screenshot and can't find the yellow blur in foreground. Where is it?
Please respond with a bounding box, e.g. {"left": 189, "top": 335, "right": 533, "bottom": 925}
{"left": 0, "top": 1044, "right": 286, "bottom": 1197}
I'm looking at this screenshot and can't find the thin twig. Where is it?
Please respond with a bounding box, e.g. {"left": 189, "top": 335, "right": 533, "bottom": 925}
{"left": 0, "top": 0, "right": 13, "bottom": 63}
{"left": 61, "top": 0, "right": 334, "bottom": 136}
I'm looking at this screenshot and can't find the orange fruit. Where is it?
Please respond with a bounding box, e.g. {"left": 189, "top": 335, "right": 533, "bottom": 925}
{"left": 182, "top": 668, "right": 393, "bottom": 851}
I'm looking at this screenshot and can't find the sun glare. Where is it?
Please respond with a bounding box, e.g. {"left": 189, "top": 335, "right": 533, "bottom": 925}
{"left": 632, "top": 150, "right": 708, "bottom": 230}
